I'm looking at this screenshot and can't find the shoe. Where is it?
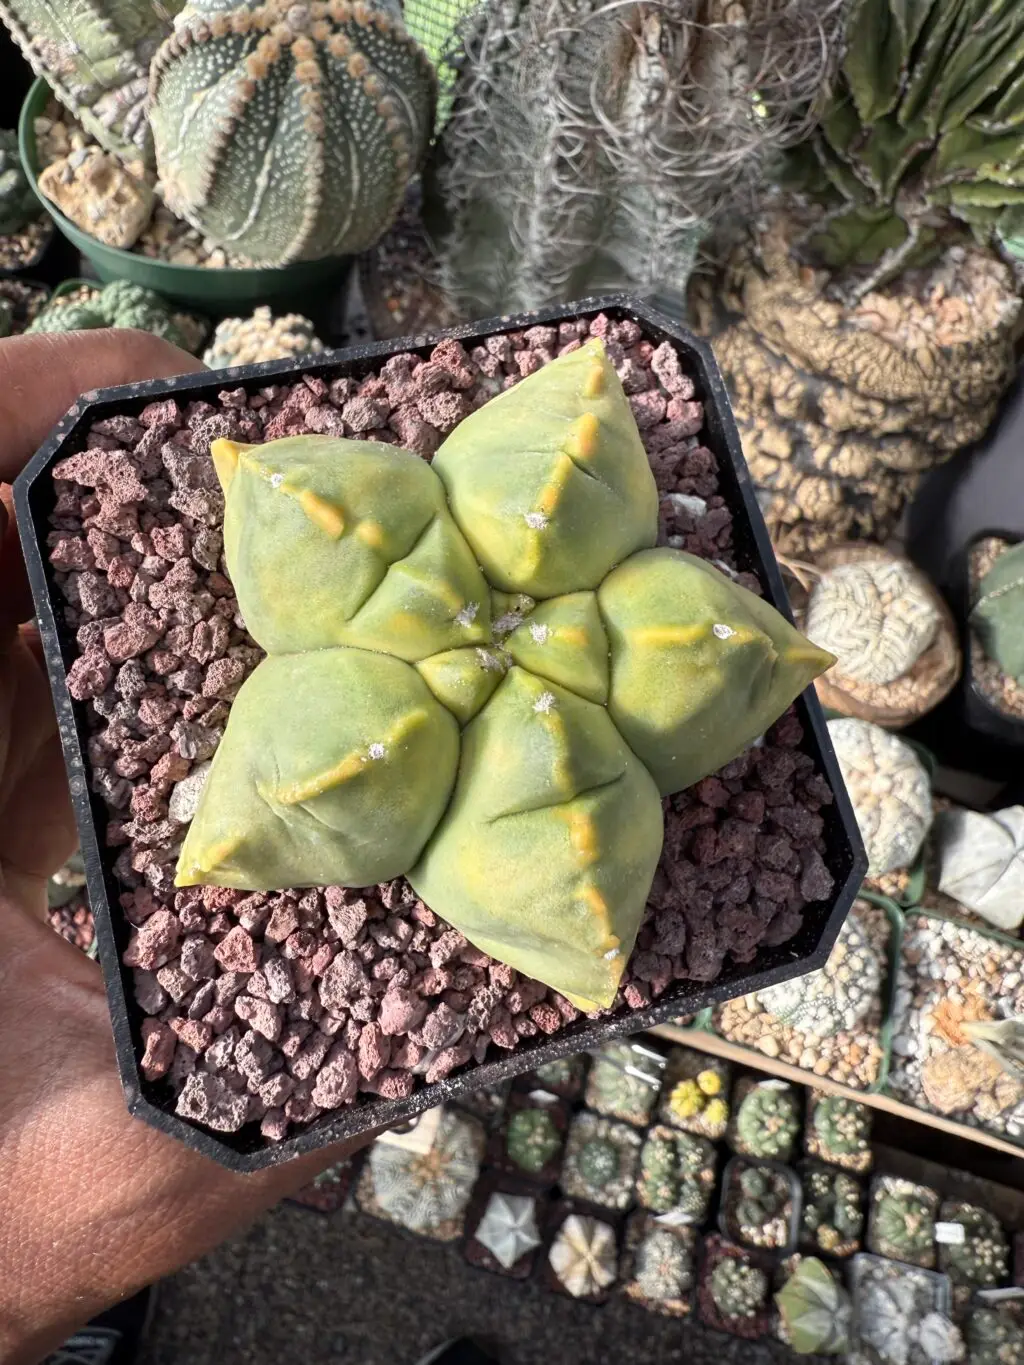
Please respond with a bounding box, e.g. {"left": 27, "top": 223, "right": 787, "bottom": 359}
{"left": 42, "top": 1286, "right": 157, "bottom": 1365}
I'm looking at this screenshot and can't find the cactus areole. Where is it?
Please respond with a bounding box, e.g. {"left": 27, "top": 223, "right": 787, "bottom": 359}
{"left": 147, "top": 0, "right": 435, "bottom": 265}
{"left": 176, "top": 338, "right": 833, "bottom": 1010}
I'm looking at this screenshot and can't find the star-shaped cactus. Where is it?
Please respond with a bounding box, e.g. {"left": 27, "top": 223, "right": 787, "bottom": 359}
{"left": 177, "top": 338, "right": 833, "bottom": 1009}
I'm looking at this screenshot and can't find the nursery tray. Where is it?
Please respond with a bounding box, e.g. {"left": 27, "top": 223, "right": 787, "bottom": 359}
{"left": 13, "top": 294, "right": 866, "bottom": 1171}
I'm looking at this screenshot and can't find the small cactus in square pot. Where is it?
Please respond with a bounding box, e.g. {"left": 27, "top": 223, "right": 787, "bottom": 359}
{"left": 177, "top": 336, "right": 833, "bottom": 1011}
{"left": 868, "top": 1178, "right": 938, "bottom": 1269}
{"left": 807, "top": 1094, "right": 872, "bottom": 1173}
{"left": 731, "top": 1082, "right": 801, "bottom": 1162}
{"left": 776, "top": 1257, "right": 851, "bottom": 1356}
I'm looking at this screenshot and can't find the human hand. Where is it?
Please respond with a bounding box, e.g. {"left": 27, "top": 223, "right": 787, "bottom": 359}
{"left": 0, "top": 330, "right": 370, "bottom": 1365}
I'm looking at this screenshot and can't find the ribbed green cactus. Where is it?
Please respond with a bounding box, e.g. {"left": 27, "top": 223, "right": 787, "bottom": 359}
{"left": 970, "top": 541, "right": 1024, "bottom": 682}
{"left": 968, "top": 1308, "right": 1024, "bottom": 1365}
{"left": 775, "top": 1258, "right": 851, "bottom": 1355}
{"left": 28, "top": 302, "right": 108, "bottom": 333}
{"left": 791, "top": 0, "right": 1024, "bottom": 294}
{"left": 178, "top": 337, "right": 832, "bottom": 1009}
{"left": 0, "top": 129, "right": 37, "bottom": 234}
{"left": 872, "top": 1190, "right": 935, "bottom": 1263}
{"left": 735, "top": 1086, "right": 800, "bottom": 1160}
{"left": 812, "top": 1096, "right": 871, "bottom": 1160}
{"left": 710, "top": 1257, "right": 767, "bottom": 1321}
{"left": 147, "top": 0, "right": 435, "bottom": 265}
{"left": 0, "top": 0, "right": 184, "bottom": 164}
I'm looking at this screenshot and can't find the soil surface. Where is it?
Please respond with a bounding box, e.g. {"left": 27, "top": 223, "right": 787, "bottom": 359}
{"left": 138, "top": 1202, "right": 794, "bottom": 1365}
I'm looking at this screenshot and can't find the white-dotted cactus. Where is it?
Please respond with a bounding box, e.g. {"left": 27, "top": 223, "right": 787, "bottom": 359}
{"left": 148, "top": 0, "right": 435, "bottom": 264}
{"left": 828, "top": 719, "right": 932, "bottom": 877}
{"left": 757, "top": 911, "right": 881, "bottom": 1037}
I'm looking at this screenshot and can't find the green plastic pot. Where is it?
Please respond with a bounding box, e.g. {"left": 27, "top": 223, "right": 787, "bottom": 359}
{"left": 19, "top": 77, "right": 352, "bottom": 316}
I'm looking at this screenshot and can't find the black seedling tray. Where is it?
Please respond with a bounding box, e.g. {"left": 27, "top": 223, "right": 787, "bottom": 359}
{"left": 13, "top": 293, "right": 867, "bottom": 1171}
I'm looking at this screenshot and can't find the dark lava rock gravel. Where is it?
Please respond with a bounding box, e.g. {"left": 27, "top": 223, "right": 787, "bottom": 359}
{"left": 47, "top": 313, "right": 834, "bottom": 1140}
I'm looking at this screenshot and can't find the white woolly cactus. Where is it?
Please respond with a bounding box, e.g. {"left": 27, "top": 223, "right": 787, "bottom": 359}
{"left": 828, "top": 718, "right": 932, "bottom": 878}
{"left": 805, "top": 559, "right": 940, "bottom": 687}
{"left": 757, "top": 910, "right": 880, "bottom": 1037}
{"left": 148, "top": 0, "right": 435, "bottom": 264}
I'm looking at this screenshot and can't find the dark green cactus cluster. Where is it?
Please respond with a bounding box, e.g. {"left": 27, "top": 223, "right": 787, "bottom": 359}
{"left": 505, "top": 1106, "right": 562, "bottom": 1177}
{"left": 636, "top": 1129, "right": 713, "bottom": 1220}
{"left": 790, "top": 0, "right": 1024, "bottom": 291}
{"left": 811, "top": 1095, "right": 872, "bottom": 1165}
{"left": 710, "top": 1257, "right": 768, "bottom": 1321}
{"left": 802, "top": 1167, "right": 864, "bottom": 1255}
{"left": 734, "top": 1165, "right": 790, "bottom": 1231}
{"left": 939, "top": 1204, "right": 1009, "bottom": 1290}
{"left": 734, "top": 1086, "right": 800, "bottom": 1161}
{"left": 871, "top": 1186, "right": 936, "bottom": 1267}
{"left": 178, "top": 338, "right": 831, "bottom": 1009}
{"left": 27, "top": 281, "right": 188, "bottom": 348}
{"left": 971, "top": 541, "right": 1024, "bottom": 684}
{"left": 968, "top": 1308, "right": 1024, "bottom": 1365}
{"left": 0, "top": 128, "right": 38, "bottom": 234}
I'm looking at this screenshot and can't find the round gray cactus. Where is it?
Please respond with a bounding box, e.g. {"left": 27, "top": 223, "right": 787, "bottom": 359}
{"left": 148, "top": 0, "right": 436, "bottom": 265}
{"left": 805, "top": 557, "right": 940, "bottom": 686}
{"left": 827, "top": 718, "right": 932, "bottom": 877}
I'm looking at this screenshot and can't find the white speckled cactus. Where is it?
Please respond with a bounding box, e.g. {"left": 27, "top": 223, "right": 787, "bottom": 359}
{"left": 827, "top": 718, "right": 932, "bottom": 877}
{"left": 148, "top": 0, "right": 435, "bottom": 264}
{"left": 757, "top": 910, "right": 880, "bottom": 1037}
{"left": 0, "top": 0, "right": 184, "bottom": 163}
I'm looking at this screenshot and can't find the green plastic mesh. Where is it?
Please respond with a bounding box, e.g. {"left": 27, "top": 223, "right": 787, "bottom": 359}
{"left": 404, "top": 0, "right": 485, "bottom": 130}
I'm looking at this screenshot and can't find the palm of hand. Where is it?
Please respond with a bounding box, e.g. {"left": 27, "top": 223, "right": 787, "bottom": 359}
{"left": 0, "top": 331, "right": 361, "bottom": 1365}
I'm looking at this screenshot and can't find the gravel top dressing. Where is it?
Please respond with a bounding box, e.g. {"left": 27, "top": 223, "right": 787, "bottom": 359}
{"left": 44, "top": 311, "right": 838, "bottom": 1147}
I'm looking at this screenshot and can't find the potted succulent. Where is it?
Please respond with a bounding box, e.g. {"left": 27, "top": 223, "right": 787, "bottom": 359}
{"left": 634, "top": 1127, "right": 715, "bottom": 1225}
{"left": 775, "top": 1256, "right": 851, "bottom": 1355}
{"left": 697, "top": 1236, "right": 772, "bottom": 1339}
{"left": 719, "top": 1157, "right": 801, "bottom": 1254}
{"left": 657, "top": 1050, "right": 731, "bottom": 1140}
{"left": 966, "top": 1305, "right": 1024, "bottom": 1365}
{"left": 848, "top": 1254, "right": 961, "bottom": 1365}
{"left": 0, "top": 124, "right": 53, "bottom": 272}
{"left": 11, "top": 0, "right": 437, "bottom": 312}
{"left": 620, "top": 1214, "right": 696, "bottom": 1317}
{"left": 799, "top": 1161, "right": 864, "bottom": 1259}
{"left": 790, "top": 544, "right": 960, "bottom": 730}
{"left": 962, "top": 535, "right": 1024, "bottom": 747}
{"left": 513, "top": 1051, "right": 588, "bottom": 1102}
{"left": 492, "top": 1093, "right": 568, "bottom": 1187}
{"left": 928, "top": 806, "right": 1024, "bottom": 935}
{"left": 583, "top": 1038, "right": 664, "bottom": 1127}
{"left": 804, "top": 1093, "right": 872, "bottom": 1174}
{"left": 27, "top": 277, "right": 208, "bottom": 355}
{"left": 867, "top": 1176, "right": 939, "bottom": 1270}
{"left": 13, "top": 297, "right": 865, "bottom": 1170}
{"left": 560, "top": 1110, "right": 642, "bottom": 1213}
{"left": 936, "top": 1201, "right": 1009, "bottom": 1299}
{"left": 462, "top": 1177, "right": 548, "bottom": 1281}
{"left": 545, "top": 1206, "right": 620, "bottom": 1305}
{"left": 728, "top": 1079, "right": 802, "bottom": 1164}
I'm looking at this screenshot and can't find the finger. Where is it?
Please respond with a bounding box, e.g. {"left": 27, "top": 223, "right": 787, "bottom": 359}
{"left": 0, "top": 329, "right": 205, "bottom": 486}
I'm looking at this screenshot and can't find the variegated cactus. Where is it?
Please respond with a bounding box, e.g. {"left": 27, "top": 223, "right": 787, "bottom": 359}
{"left": 148, "top": 0, "right": 435, "bottom": 265}
{"left": 177, "top": 338, "right": 833, "bottom": 1010}
{"left": 0, "top": 0, "right": 184, "bottom": 164}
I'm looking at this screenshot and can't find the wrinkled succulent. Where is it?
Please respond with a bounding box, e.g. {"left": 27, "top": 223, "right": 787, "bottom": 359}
{"left": 872, "top": 1188, "right": 936, "bottom": 1267}
{"left": 757, "top": 911, "right": 880, "bottom": 1037}
{"left": 972, "top": 542, "right": 1024, "bottom": 683}
{"left": 934, "top": 806, "right": 1024, "bottom": 932}
{"left": 28, "top": 302, "right": 108, "bottom": 334}
{"left": 938, "top": 1204, "right": 1009, "bottom": 1290}
{"left": 734, "top": 1085, "right": 800, "bottom": 1161}
{"left": 27, "top": 281, "right": 188, "bottom": 347}
{"left": 827, "top": 719, "right": 932, "bottom": 878}
{"left": 505, "top": 1106, "right": 562, "bottom": 1176}
{"left": 812, "top": 1095, "right": 872, "bottom": 1161}
{"left": 776, "top": 1257, "right": 851, "bottom": 1355}
{"left": 968, "top": 1308, "right": 1024, "bottom": 1365}
{"left": 0, "top": 128, "right": 37, "bottom": 235}
{"left": 709, "top": 1256, "right": 767, "bottom": 1321}
{"left": 176, "top": 338, "right": 831, "bottom": 1009}
{"left": 148, "top": 0, "right": 435, "bottom": 265}
{"left": 802, "top": 1167, "right": 864, "bottom": 1254}
{"left": 805, "top": 557, "right": 941, "bottom": 687}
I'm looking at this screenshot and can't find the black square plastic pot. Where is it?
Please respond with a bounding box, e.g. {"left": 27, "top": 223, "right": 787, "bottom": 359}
{"left": 13, "top": 293, "right": 867, "bottom": 1171}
